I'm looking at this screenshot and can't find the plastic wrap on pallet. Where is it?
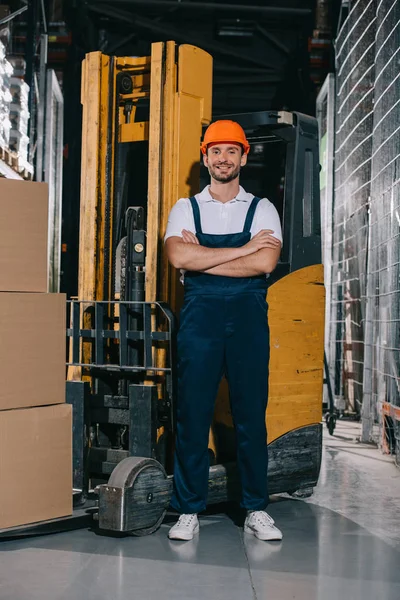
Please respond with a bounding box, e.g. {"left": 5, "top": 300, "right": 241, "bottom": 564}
{"left": 10, "top": 77, "right": 29, "bottom": 107}
{"left": 0, "top": 127, "right": 10, "bottom": 148}
{"left": 0, "top": 49, "right": 12, "bottom": 149}
{"left": 7, "top": 56, "right": 26, "bottom": 78}
{"left": 9, "top": 103, "right": 29, "bottom": 136}
{"left": 9, "top": 129, "right": 29, "bottom": 160}
{"left": 0, "top": 115, "right": 11, "bottom": 147}
{"left": 8, "top": 77, "right": 30, "bottom": 144}
{"left": 0, "top": 44, "right": 13, "bottom": 128}
{"left": 0, "top": 43, "right": 33, "bottom": 175}
{"left": 0, "top": 84, "right": 12, "bottom": 105}
{"left": 0, "top": 58, "right": 12, "bottom": 88}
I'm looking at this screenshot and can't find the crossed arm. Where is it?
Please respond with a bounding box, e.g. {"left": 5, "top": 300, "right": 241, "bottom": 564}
{"left": 165, "top": 229, "right": 281, "bottom": 277}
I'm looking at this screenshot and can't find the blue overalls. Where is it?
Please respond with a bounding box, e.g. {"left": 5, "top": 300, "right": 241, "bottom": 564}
{"left": 171, "top": 195, "right": 270, "bottom": 514}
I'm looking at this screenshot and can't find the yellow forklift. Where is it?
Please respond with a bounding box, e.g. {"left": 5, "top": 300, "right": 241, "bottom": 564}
{"left": 64, "top": 41, "right": 324, "bottom": 536}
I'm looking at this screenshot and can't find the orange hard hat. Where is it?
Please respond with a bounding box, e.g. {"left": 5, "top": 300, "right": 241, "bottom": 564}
{"left": 200, "top": 120, "right": 250, "bottom": 155}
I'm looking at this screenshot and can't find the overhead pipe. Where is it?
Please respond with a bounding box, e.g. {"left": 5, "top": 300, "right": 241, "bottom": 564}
{"left": 90, "top": 0, "right": 312, "bottom": 17}
{"left": 89, "top": 4, "right": 279, "bottom": 71}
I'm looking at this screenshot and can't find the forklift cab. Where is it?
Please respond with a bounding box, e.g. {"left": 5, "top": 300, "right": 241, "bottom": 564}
{"left": 220, "top": 110, "right": 321, "bottom": 276}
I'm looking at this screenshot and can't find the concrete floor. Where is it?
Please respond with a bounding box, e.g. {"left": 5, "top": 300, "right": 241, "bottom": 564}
{"left": 1, "top": 421, "right": 400, "bottom": 600}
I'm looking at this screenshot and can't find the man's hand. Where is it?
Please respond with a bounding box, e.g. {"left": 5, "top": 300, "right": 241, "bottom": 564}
{"left": 181, "top": 229, "right": 199, "bottom": 244}
{"left": 242, "top": 229, "right": 281, "bottom": 255}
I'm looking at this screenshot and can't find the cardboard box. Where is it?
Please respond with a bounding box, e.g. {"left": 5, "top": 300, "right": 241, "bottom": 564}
{"left": 0, "top": 179, "right": 48, "bottom": 292}
{"left": 0, "top": 404, "right": 72, "bottom": 530}
{"left": 0, "top": 292, "right": 66, "bottom": 410}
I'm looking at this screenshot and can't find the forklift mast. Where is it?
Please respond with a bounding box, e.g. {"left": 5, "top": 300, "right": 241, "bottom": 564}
{"left": 76, "top": 42, "right": 212, "bottom": 309}
{"left": 67, "top": 42, "right": 213, "bottom": 510}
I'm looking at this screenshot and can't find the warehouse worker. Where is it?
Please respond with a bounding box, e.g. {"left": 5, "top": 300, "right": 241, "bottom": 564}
{"left": 165, "top": 120, "right": 283, "bottom": 542}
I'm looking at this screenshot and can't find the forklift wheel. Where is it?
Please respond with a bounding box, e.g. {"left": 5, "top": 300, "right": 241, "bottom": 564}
{"left": 325, "top": 413, "right": 337, "bottom": 436}
{"left": 106, "top": 457, "right": 171, "bottom": 536}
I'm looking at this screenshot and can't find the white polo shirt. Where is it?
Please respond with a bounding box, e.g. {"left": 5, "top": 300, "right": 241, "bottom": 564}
{"left": 164, "top": 185, "right": 283, "bottom": 242}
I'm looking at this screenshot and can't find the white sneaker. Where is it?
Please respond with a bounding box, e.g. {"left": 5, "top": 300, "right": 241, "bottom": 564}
{"left": 168, "top": 514, "right": 199, "bottom": 540}
{"left": 244, "top": 510, "right": 283, "bottom": 541}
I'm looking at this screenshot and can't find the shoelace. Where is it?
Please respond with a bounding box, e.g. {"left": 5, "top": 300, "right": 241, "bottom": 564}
{"left": 253, "top": 511, "right": 275, "bottom": 527}
{"left": 177, "top": 514, "right": 196, "bottom": 527}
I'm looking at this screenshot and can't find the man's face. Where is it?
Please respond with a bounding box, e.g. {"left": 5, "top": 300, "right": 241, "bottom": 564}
{"left": 203, "top": 143, "right": 248, "bottom": 183}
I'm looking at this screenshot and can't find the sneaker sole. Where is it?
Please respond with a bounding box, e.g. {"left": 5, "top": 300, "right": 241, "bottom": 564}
{"left": 168, "top": 524, "right": 200, "bottom": 541}
{"left": 244, "top": 525, "right": 283, "bottom": 541}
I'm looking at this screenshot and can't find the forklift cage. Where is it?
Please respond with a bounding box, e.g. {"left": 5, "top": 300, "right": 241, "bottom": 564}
{"left": 67, "top": 299, "right": 176, "bottom": 374}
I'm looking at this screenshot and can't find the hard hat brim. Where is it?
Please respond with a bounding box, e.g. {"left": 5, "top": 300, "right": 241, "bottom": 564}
{"left": 200, "top": 140, "right": 250, "bottom": 155}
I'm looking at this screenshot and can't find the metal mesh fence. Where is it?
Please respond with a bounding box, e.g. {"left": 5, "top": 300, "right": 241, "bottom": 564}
{"left": 331, "top": 0, "right": 377, "bottom": 414}
{"left": 362, "top": 0, "right": 400, "bottom": 448}
{"left": 329, "top": 0, "right": 400, "bottom": 454}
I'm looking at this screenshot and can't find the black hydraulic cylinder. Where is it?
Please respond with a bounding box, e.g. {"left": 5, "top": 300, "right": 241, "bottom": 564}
{"left": 129, "top": 384, "right": 158, "bottom": 458}
{"left": 66, "top": 380, "right": 90, "bottom": 499}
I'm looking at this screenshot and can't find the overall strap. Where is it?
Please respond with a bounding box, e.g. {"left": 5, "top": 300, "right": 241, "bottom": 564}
{"left": 243, "top": 196, "right": 262, "bottom": 233}
{"left": 189, "top": 196, "right": 203, "bottom": 234}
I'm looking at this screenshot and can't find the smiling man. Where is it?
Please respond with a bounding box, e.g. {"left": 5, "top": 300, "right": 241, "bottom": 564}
{"left": 165, "top": 120, "right": 283, "bottom": 542}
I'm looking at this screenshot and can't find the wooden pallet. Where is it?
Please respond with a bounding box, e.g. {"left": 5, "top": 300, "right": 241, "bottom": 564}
{"left": 0, "top": 145, "right": 34, "bottom": 180}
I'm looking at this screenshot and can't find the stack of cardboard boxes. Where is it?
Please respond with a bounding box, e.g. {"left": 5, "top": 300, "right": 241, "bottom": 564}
{"left": 0, "top": 178, "right": 72, "bottom": 530}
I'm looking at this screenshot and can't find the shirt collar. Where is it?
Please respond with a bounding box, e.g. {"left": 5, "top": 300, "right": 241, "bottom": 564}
{"left": 197, "top": 185, "right": 252, "bottom": 204}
